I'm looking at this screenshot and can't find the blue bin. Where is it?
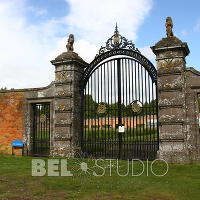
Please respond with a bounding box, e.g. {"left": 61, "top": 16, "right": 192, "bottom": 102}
{"left": 11, "top": 140, "right": 24, "bottom": 155}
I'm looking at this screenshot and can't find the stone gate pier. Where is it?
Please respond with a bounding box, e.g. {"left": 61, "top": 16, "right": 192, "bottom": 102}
{"left": 50, "top": 51, "right": 87, "bottom": 157}
{"left": 151, "top": 19, "right": 200, "bottom": 163}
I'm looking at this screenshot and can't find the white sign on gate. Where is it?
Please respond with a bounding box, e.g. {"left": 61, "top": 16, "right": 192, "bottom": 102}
{"left": 118, "top": 125, "right": 125, "bottom": 133}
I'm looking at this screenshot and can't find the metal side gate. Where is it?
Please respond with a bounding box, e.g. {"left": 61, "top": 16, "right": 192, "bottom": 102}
{"left": 32, "top": 103, "right": 50, "bottom": 156}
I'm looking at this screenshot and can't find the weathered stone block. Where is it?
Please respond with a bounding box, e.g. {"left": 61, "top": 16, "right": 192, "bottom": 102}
{"left": 157, "top": 150, "right": 188, "bottom": 163}
{"left": 55, "top": 99, "right": 71, "bottom": 109}
{"left": 157, "top": 58, "right": 184, "bottom": 74}
{"left": 55, "top": 126, "right": 71, "bottom": 135}
{"left": 159, "top": 141, "right": 184, "bottom": 151}
{"left": 55, "top": 112, "right": 71, "bottom": 121}
{"left": 158, "top": 91, "right": 184, "bottom": 107}
{"left": 55, "top": 117, "right": 72, "bottom": 125}
{"left": 160, "top": 124, "right": 184, "bottom": 139}
{"left": 158, "top": 75, "right": 184, "bottom": 90}
{"left": 159, "top": 107, "right": 185, "bottom": 123}
{"left": 51, "top": 141, "right": 71, "bottom": 157}
{"left": 55, "top": 85, "right": 72, "bottom": 96}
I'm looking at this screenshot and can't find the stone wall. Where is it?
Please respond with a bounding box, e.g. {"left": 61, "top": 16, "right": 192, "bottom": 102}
{"left": 185, "top": 68, "right": 200, "bottom": 162}
{"left": 0, "top": 92, "right": 25, "bottom": 154}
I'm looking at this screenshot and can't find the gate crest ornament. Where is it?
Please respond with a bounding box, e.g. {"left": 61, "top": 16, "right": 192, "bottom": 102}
{"left": 96, "top": 24, "right": 140, "bottom": 57}
{"left": 131, "top": 100, "right": 142, "bottom": 113}
{"left": 97, "top": 103, "right": 107, "bottom": 115}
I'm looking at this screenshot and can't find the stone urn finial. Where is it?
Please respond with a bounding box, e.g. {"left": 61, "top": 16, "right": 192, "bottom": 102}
{"left": 66, "top": 34, "right": 74, "bottom": 52}
{"left": 166, "top": 17, "right": 174, "bottom": 37}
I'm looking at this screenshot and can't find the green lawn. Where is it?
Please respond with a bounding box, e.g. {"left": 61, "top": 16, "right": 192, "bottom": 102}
{"left": 85, "top": 128, "right": 157, "bottom": 142}
{"left": 0, "top": 155, "right": 200, "bottom": 199}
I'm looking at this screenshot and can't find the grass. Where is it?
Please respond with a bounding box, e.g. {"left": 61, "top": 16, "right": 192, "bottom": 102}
{"left": 0, "top": 155, "right": 200, "bottom": 199}
{"left": 85, "top": 128, "right": 157, "bottom": 142}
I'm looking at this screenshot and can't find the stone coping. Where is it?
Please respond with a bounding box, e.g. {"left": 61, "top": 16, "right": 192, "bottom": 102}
{"left": 0, "top": 81, "right": 55, "bottom": 93}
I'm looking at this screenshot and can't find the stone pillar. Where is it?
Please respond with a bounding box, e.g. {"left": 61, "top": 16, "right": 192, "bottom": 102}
{"left": 151, "top": 36, "right": 190, "bottom": 163}
{"left": 51, "top": 51, "right": 87, "bottom": 157}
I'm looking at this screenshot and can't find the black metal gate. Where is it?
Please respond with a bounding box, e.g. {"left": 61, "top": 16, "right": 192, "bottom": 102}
{"left": 81, "top": 26, "right": 158, "bottom": 160}
{"left": 32, "top": 103, "right": 50, "bottom": 156}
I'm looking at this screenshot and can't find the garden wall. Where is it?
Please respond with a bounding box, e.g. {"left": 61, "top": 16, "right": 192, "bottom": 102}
{"left": 0, "top": 92, "right": 25, "bottom": 154}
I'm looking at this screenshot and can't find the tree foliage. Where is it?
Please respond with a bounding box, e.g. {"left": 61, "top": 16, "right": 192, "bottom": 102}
{"left": 84, "top": 94, "right": 157, "bottom": 118}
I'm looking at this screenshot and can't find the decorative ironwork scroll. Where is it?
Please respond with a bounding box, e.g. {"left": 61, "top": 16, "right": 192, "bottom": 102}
{"left": 96, "top": 24, "right": 140, "bottom": 57}
{"left": 81, "top": 25, "right": 157, "bottom": 87}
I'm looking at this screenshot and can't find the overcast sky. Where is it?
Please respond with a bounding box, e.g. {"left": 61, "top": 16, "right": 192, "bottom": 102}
{"left": 0, "top": 0, "right": 199, "bottom": 89}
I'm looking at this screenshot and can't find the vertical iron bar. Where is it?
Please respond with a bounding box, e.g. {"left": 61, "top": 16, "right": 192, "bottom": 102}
{"left": 117, "top": 59, "right": 122, "bottom": 159}
{"left": 47, "top": 104, "right": 51, "bottom": 153}
{"left": 152, "top": 78, "right": 155, "bottom": 157}
{"left": 148, "top": 74, "right": 152, "bottom": 157}
{"left": 110, "top": 60, "right": 113, "bottom": 158}
{"left": 141, "top": 67, "right": 145, "bottom": 159}
{"left": 131, "top": 60, "right": 134, "bottom": 158}
{"left": 85, "top": 79, "right": 89, "bottom": 154}
{"left": 107, "top": 61, "right": 110, "bottom": 157}
{"left": 40, "top": 104, "right": 42, "bottom": 155}
{"left": 97, "top": 67, "right": 100, "bottom": 158}
{"left": 101, "top": 65, "right": 103, "bottom": 158}
{"left": 114, "top": 60, "right": 117, "bottom": 158}
{"left": 83, "top": 86, "right": 86, "bottom": 154}
{"left": 94, "top": 71, "right": 97, "bottom": 157}
{"left": 144, "top": 70, "right": 148, "bottom": 159}
{"left": 128, "top": 59, "right": 131, "bottom": 159}
{"left": 138, "top": 62, "right": 141, "bottom": 158}
{"left": 156, "top": 81, "right": 159, "bottom": 156}
{"left": 44, "top": 104, "right": 46, "bottom": 154}
{"left": 125, "top": 58, "right": 128, "bottom": 158}
{"left": 104, "top": 63, "right": 106, "bottom": 158}
{"left": 33, "top": 105, "right": 35, "bottom": 155}
{"left": 91, "top": 71, "right": 94, "bottom": 157}
{"left": 121, "top": 59, "right": 125, "bottom": 159}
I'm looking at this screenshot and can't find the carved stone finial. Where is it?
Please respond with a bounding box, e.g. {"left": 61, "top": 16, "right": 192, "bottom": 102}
{"left": 66, "top": 34, "right": 74, "bottom": 52}
{"left": 166, "top": 17, "right": 174, "bottom": 37}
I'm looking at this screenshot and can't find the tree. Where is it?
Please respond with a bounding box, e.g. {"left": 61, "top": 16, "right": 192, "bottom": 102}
{"left": 84, "top": 94, "right": 98, "bottom": 118}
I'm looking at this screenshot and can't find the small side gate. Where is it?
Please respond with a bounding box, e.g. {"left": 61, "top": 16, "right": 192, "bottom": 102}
{"left": 32, "top": 103, "right": 50, "bottom": 156}
{"left": 81, "top": 26, "right": 159, "bottom": 160}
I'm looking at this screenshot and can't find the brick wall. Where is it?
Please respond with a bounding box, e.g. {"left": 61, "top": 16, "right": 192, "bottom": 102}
{"left": 0, "top": 92, "right": 25, "bottom": 154}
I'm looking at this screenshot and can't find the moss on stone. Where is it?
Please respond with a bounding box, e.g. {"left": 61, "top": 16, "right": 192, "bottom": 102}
{"left": 155, "top": 36, "right": 183, "bottom": 48}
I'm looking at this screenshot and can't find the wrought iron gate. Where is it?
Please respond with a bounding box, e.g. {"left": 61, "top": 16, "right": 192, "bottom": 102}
{"left": 32, "top": 103, "right": 50, "bottom": 156}
{"left": 81, "top": 26, "right": 158, "bottom": 160}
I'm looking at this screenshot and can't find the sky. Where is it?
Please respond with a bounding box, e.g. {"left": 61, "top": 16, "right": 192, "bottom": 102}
{"left": 0, "top": 0, "right": 199, "bottom": 89}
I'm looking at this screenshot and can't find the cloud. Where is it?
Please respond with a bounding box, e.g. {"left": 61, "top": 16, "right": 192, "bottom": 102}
{"left": 65, "top": 0, "right": 153, "bottom": 62}
{"left": 28, "top": 7, "right": 48, "bottom": 17}
{"left": 194, "top": 19, "right": 200, "bottom": 32}
{"left": 65, "top": 0, "right": 153, "bottom": 44}
{"left": 139, "top": 46, "right": 156, "bottom": 64}
{"left": 0, "top": 0, "right": 62, "bottom": 88}
{"left": 0, "top": 0, "right": 153, "bottom": 89}
{"left": 74, "top": 40, "right": 99, "bottom": 63}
